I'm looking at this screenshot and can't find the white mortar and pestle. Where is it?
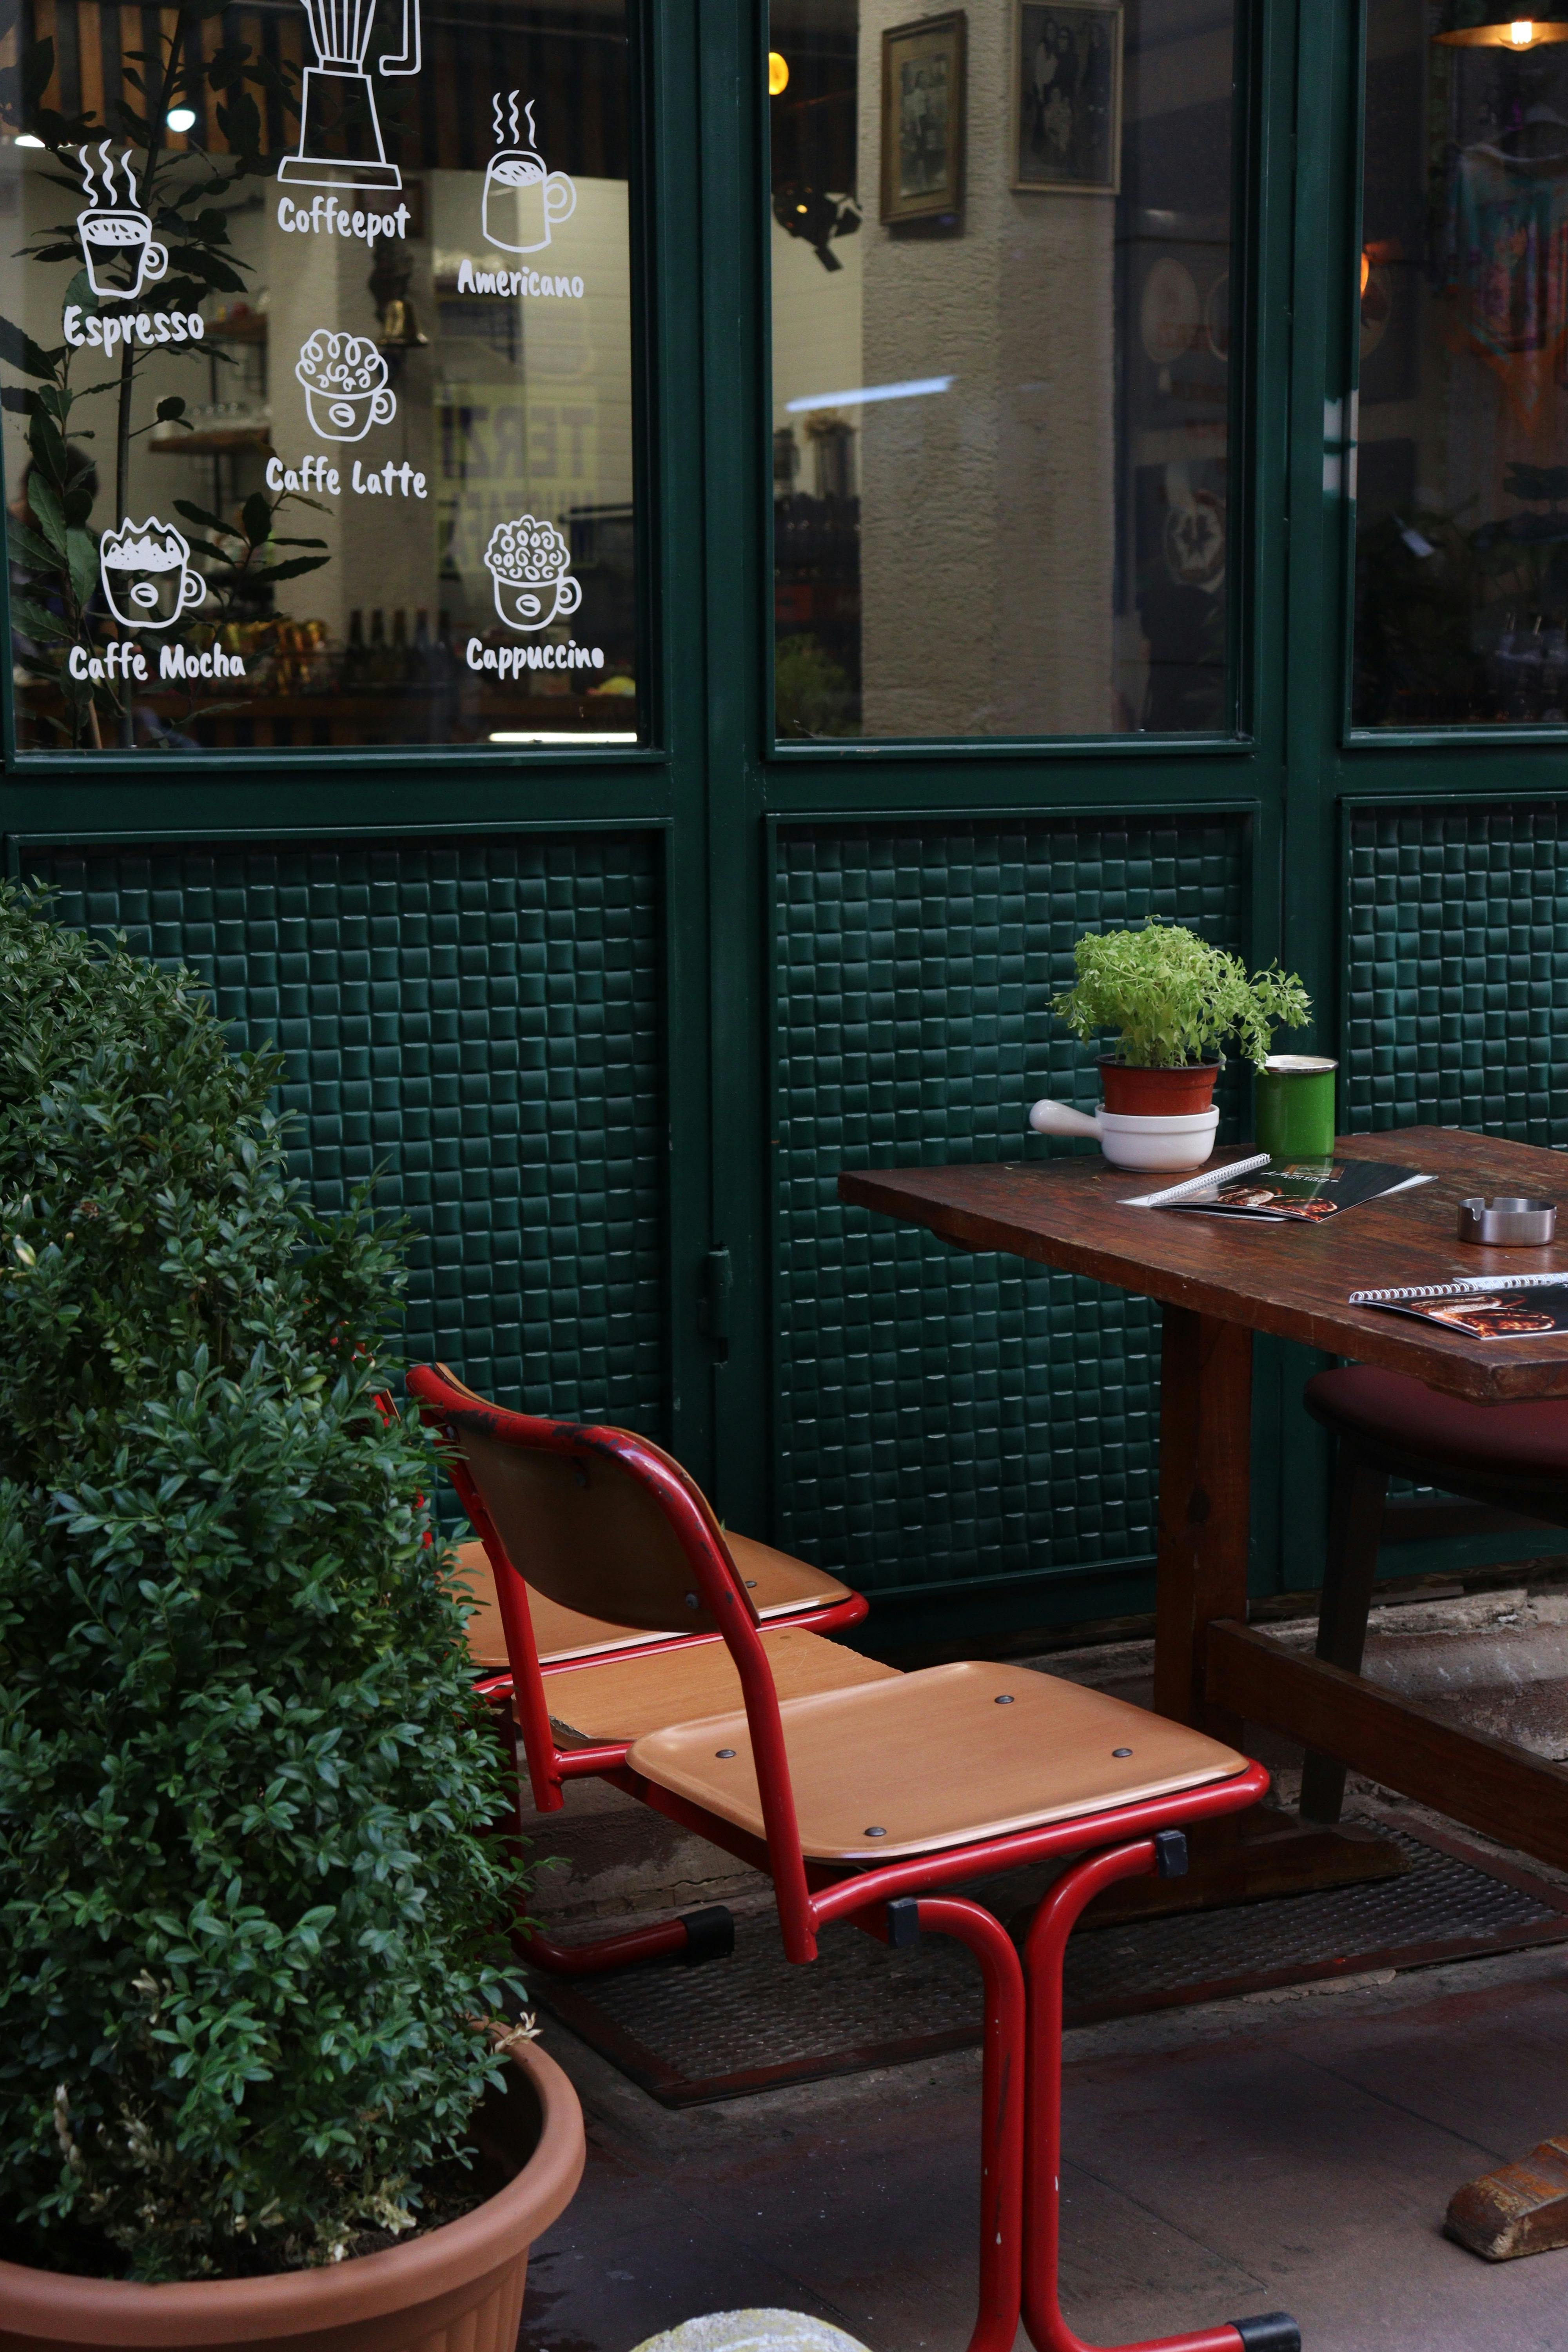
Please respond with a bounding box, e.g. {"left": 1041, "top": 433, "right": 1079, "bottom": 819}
{"left": 1027, "top": 1096, "right": 1220, "bottom": 1172}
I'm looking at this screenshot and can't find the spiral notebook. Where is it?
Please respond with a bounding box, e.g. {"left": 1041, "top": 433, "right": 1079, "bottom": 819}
{"left": 1350, "top": 1274, "right": 1568, "bottom": 1340}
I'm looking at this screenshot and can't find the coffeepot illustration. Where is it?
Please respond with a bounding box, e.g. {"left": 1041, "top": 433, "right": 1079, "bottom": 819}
{"left": 76, "top": 144, "right": 168, "bottom": 300}
{"left": 483, "top": 94, "right": 576, "bottom": 254}
{"left": 484, "top": 514, "right": 582, "bottom": 631}
{"left": 99, "top": 519, "right": 207, "bottom": 631}
{"left": 279, "top": 0, "right": 420, "bottom": 191}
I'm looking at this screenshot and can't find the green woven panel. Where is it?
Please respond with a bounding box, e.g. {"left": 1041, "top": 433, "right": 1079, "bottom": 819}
{"left": 775, "top": 820, "right": 1249, "bottom": 1602}
{"left": 1345, "top": 806, "right": 1568, "bottom": 1142}
{"left": 25, "top": 838, "right": 666, "bottom": 1435}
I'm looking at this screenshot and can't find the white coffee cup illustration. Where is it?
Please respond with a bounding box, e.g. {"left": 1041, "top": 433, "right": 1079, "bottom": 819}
{"left": 99, "top": 519, "right": 206, "bottom": 630}
{"left": 483, "top": 96, "right": 575, "bottom": 254}
{"left": 484, "top": 514, "right": 583, "bottom": 631}
{"left": 76, "top": 207, "right": 168, "bottom": 300}
{"left": 294, "top": 330, "right": 396, "bottom": 442}
{"left": 483, "top": 149, "right": 575, "bottom": 253}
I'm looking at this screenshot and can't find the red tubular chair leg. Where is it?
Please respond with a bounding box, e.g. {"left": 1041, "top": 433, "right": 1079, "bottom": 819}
{"left": 1022, "top": 1838, "right": 1301, "bottom": 2352}
{"left": 911, "top": 1896, "right": 1027, "bottom": 2352}
{"left": 489, "top": 1691, "right": 735, "bottom": 1975}
{"left": 512, "top": 1914, "right": 701, "bottom": 1973}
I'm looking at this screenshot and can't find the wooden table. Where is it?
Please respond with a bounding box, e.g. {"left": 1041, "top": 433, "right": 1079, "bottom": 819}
{"left": 840, "top": 1126, "right": 1568, "bottom": 1901}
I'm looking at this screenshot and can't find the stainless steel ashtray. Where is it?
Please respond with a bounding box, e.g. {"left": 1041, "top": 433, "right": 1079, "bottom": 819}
{"left": 1457, "top": 1196, "right": 1557, "bottom": 1247}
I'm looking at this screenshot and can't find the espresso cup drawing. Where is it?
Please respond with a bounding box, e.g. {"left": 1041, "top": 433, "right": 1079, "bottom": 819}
{"left": 77, "top": 208, "right": 168, "bottom": 300}
{"left": 98, "top": 519, "right": 206, "bottom": 630}
{"left": 482, "top": 149, "right": 577, "bottom": 254}
{"left": 294, "top": 331, "right": 397, "bottom": 444}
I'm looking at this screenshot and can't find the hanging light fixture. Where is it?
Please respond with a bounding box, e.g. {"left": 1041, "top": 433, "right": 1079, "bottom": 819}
{"left": 1434, "top": 6, "right": 1568, "bottom": 45}
{"left": 768, "top": 51, "right": 789, "bottom": 94}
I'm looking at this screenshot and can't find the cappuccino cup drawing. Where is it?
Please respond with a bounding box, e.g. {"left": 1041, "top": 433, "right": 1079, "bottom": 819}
{"left": 76, "top": 207, "right": 168, "bottom": 300}
{"left": 98, "top": 519, "right": 207, "bottom": 630}
{"left": 484, "top": 514, "right": 583, "bottom": 631}
{"left": 294, "top": 331, "right": 396, "bottom": 443}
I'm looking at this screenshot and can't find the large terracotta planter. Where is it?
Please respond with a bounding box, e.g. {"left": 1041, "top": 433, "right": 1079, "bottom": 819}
{"left": 0, "top": 2040, "right": 583, "bottom": 2352}
{"left": 1098, "top": 1057, "right": 1220, "bottom": 1116}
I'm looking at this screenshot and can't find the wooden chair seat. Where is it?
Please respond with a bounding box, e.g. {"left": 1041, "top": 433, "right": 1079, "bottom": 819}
{"left": 545, "top": 1623, "right": 898, "bottom": 1743}
{"left": 1306, "top": 1364, "right": 1568, "bottom": 1489}
{"left": 450, "top": 1533, "right": 858, "bottom": 1672}
{"left": 628, "top": 1658, "right": 1248, "bottom": 1862}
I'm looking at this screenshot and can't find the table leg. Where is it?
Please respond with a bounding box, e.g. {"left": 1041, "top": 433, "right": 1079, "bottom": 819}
{"left": 1151, "top": 1304, "right": 1252, "bottom": 1733}
{"left": 1089, "top": 1305, "right": 1405, "bottom": 1924}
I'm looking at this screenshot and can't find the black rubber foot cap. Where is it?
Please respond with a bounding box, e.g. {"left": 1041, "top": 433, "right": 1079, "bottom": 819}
{"left": 1153, "top": 1828, "right": 1189, "bottom": 1878}
{"left": 677, "top": 1905, "right": 735, "bottom": 1965}
{"left": 1233, "top": 2316, "right": 1301, "bottom": 2352}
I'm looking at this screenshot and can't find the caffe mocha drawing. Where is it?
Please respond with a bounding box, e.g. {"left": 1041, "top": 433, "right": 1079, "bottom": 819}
{"left": 0, "top": 0, "right": 638, "bottom": 753}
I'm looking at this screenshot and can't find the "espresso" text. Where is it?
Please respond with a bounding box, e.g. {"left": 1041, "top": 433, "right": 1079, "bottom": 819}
{"left": 63, "top": 307, "right": 204, "bottom": 354}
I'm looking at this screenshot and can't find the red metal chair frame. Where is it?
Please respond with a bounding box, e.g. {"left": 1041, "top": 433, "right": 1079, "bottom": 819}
{"left": 410, "top": 1366, "right": 1299, "bottom": 2352}
{"left": 465, "top": 1566, "right": 868, "bottom": 1707}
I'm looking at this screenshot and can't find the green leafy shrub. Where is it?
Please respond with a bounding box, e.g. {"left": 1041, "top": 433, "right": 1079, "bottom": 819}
{"left": 1052, "top": 918, "right": 1310, "bottom": 1069}
{"left": 775, "top": 632, "right": 854, "bottom": 736}
{"left": 0, "top": 884, "right": 523, "bottom": 2281}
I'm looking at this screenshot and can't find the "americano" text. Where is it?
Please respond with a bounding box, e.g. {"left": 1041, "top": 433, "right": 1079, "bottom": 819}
{"left": 456, "top": 257, "right": 584, "bottom": 299}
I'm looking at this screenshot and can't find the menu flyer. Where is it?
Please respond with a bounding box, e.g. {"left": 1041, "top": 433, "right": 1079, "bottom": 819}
{"left": 1350, "top": 1276, "right": 1568, "bottom": 1341}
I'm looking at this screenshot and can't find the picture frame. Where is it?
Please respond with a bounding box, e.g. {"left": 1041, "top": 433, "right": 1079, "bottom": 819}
{"left": 1012, "top": 0, "right": 1123, "bottom": 195}
{"left": 880, "top": 11, "right": 967, "bottom": 225}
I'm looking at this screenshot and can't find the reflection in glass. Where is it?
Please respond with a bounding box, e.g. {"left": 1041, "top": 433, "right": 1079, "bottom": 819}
{"left": 768, "top": 0, "right": 1237, "bottom": 740}
{"left": 1, "top": 0, "right": 637, "bottom": 752}
{"left": 1356, "top": 2, "right": 1568, "bottom": 726}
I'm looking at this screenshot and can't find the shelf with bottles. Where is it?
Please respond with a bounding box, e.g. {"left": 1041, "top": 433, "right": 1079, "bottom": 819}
{"left": 205, "top": 303, "right": 269, "bottom": 345}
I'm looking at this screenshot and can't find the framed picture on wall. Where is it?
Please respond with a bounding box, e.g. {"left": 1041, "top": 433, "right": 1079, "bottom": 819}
{"left": 1013, "top": 0, "right": 1123, "bottom": 194}
{"left": 880, "top": 11, "right": 967, "bottom": 224}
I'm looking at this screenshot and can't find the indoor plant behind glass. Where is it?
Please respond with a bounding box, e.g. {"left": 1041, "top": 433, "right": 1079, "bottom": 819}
{"left": 1032, "top": 919, "right": 1310, "bottom": 1170}
{"left": 0, "top": 885, "right": 582, "bottom": 2352}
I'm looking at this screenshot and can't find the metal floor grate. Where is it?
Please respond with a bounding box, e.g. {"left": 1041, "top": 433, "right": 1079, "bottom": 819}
{"left": 532, "top": 1820, "right": 1568, "bottom": 2105}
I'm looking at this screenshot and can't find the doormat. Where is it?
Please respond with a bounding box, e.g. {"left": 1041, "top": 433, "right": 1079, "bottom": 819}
{"left": 529, "top": 1820, "right": 1568, "bottom": 2106}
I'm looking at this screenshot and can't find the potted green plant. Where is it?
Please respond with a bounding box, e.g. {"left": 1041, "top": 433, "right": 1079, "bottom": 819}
{"left": 1051, "top": 919, "right": 1310, "bottom": 1114}
{"left": 0, "top": 887, "right": 582, "bottom": 2351}
{"left": 1029, "top": 921, "right": 1311, "bottom": 1171}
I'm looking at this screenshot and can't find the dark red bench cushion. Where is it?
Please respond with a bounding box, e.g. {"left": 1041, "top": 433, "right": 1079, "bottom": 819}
{"left": 1305, "top": 1365, "right": 1568, "bottom": 1480}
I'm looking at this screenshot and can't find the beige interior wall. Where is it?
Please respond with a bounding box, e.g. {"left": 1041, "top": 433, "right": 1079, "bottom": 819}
{"left": 854, "top": 0, "right": 1116, "bottom": 736}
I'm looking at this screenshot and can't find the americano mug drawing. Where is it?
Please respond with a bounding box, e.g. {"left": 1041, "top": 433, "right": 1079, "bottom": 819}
{"left": 77, "top": 206, "right": 168, "bottom": 299}
{"left": 483, "top": 94, "right": 575, "bottom": 254}
{"left": 98, "top": 519, "right": 207, "bottom": 630}
{"left": 485, "top": 514, "right": 582, "bottom": 630}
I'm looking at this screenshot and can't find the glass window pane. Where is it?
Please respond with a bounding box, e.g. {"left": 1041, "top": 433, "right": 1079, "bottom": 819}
{"left": 1, "top": 0, "right": 639, "bottom": 753}
{"left": 1356, "top": 5, "right": 1568, "bottom": 728}
{"left": 768, "top": 0, "right": 1238, "bottom": 742}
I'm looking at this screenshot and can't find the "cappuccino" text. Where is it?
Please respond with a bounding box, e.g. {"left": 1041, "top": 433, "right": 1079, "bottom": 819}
{"left": 466, "top": 637, "right": 604, "bottom": 679}
{"left": 63, "top": 307, "right": 204, "bottom": 354}
{"left": 277, "top": 196, "right": 411, "bottom": 244}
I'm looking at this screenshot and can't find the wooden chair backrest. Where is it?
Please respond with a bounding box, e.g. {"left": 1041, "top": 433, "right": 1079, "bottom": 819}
{"left": 409, "top": 1365, "right": 751, "bottom": 1637}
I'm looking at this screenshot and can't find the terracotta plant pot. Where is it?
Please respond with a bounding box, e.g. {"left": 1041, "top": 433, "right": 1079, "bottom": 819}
{"left": 1098, "top": 1057, "right": 1220, "bottom": 1116}
{"left": 0, "top": 2040, "right": 584, "bottom": 2352}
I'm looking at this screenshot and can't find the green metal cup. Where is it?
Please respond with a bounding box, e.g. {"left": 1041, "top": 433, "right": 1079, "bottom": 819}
{"left": 1254, "top": 1054, "right": 1338, "bottom": 1161}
